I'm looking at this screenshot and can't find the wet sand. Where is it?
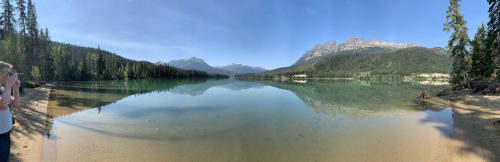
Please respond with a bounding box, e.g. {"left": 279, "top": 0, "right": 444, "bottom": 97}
{"left": 428, "top": 94, "right": 500, "bottom": 162}
{"left": 9, "top": 84, "right": 54, "bottom": 162}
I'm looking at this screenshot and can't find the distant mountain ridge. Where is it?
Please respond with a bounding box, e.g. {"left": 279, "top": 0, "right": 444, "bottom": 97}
{"left": 237, "top": 37, "right": 451, "bottom": 78}
{"left": 294, "top": 37, "right": 418, "bottom": 65}
{"left": 262, "top": 46, "right": 450, "bottom": 78}
{"left": 216, "top": 63, "right": 267, "bottom": 74}
{"left": 168, "top": 57, "right": 267, "bottom": 76}
{"left": 168, "top": 57, "right": 235, "bottom": 76}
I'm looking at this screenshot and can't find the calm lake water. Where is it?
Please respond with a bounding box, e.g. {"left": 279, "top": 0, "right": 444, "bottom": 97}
{"left": 42, "top": 79, "right": 454, "bottom": 161}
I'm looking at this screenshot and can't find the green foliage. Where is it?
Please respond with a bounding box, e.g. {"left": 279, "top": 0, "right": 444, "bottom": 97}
{"left": 487, "top": 0, "right": 500, "bottom": 79}
{"left": 39, "top": 28, "right": 53, "bottom": 80}
{"left": 30, "top": 65, "right": 41, "bottom": 85}
{"left": 470, "top": 24, "right": 494, "bottom": 80}
{"left": 79, "top": 56, "right": 89, "bottom": 80}
{"left": 96, "top": 46, "right": 105, "bottom": 79}
{"left": 47, "top": 43, "right": 224, "bottom": 81}
{"left": 24, "top": 0, "right": 38, "bottom": 72}
{"left": 1, "top": 0, "right": 16, "bottom": 37}
{"left": 444, "top": 0, "right": 470, "bottom": 85}
{"left": 243, "top": 47, "right": 452, "bottom": 79}
{"left": 15, "top": 0, "right": 25, "bottom": 35}
{"left": 26, "top": 0, "right": 36, "bottom": 39}
{"left": 0, "top": 0, "right": 224, "bottom": 84}
{"left": 312, "top": 47, "right": 452, "bottom": 77}
{"left": 0, "top": 34, "right": 24, "bottom": 72}
{"left": 52, "top": 45, "right": 70, "bottom": 81}
{"left": 124, "top": 63, "right": 132, "bottom": 79}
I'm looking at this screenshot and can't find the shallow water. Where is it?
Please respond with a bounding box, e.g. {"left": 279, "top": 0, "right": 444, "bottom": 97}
{"left": 42, "top": 79, "right": 454, "bottom": 161}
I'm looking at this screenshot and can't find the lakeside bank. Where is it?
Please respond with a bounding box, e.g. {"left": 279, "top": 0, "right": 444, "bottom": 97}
{"left": 9, "top": 84, "right": 54, "bottom": 162}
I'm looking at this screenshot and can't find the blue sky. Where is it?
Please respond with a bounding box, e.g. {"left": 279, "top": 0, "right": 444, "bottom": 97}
{"left": 35, "top": 0, "right": 489, "bottom": 69}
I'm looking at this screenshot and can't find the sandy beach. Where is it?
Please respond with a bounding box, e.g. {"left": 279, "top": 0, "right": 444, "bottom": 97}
{"left": 427, "top": 94, "right": 500, "bottom": 162}
{"left": 9, "top": 84, "right": 53, "bottom": 162}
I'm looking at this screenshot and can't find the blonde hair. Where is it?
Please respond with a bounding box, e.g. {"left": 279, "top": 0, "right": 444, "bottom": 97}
{"left": 0, "top": 61, "right": 13, "bottom": 70}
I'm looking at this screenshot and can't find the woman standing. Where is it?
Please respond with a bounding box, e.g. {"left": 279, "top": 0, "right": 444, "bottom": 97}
{"left": 0, "top": 61, "right": 21, "bottom": 162}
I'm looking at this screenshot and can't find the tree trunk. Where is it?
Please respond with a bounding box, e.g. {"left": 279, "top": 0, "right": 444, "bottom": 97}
{"left": 465, "top": 71, "right": 472, "bottom": 93}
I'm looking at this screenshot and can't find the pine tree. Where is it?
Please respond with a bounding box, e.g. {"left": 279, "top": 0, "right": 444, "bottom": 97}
{"left": 2, "top": 34, "right": 23, "bottom": 70}
{"left": 26, "top": 0, "right": 36, "bottom": 38}
{"left": 69, "top": 56, "right": 78, "bottom": 80}
{"left": 15, "top": 0, "right": 26, "bottom": 35}
{"left": 86, "top": 52, "right": 97, "bottom": 79}
{"left": 40, "top": 28, "right": 53, "bottom": 80}
{"left": 470, "top": 23, "right": 491, "bottom": 80}
{"left": 15, "top": 0, "right": 28, "bottom": 74}
{"left": 52, "top": 46, "right": 70, "bottom": 81}
{"left": 79, "top": 56, "right": 89, "bottom": 80}
{"left": 487, "top": 0, "right": 499, "bottom": 79}
{"left": 96, "top": 45, "right": 105, "bottom": 79}
{"left": 444, "top": 0, "right": 471, "bottom": 87}
{"left": 25, "top": 0, "right": 38, "bottom": 72}
{"left": 0, "top": 16, "right": 3, "bottom": 39}
{"left": 1, "top": 0, "right": 15, "bottom": 37}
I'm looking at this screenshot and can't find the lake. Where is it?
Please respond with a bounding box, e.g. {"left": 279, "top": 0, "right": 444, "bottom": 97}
{"left": 42, "top": 79, "right": 454, "bottom": 161}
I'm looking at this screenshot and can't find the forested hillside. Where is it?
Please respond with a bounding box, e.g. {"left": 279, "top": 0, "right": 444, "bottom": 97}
{"left": 238, "top": 47, "right": 451, "bottom": 78}
{"left": 0, "top": 0, "right": 222, "bottom": 85}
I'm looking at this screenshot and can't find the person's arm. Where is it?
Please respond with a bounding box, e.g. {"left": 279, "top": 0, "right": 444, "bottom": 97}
{"left": 12, "top": 79, "right": 20, "bottom": 108}
{"left": 0, "top": 73, "right": 17, "bottom": 110}
{"left": 0, "top": 83, "right": 12, "bottom": 110}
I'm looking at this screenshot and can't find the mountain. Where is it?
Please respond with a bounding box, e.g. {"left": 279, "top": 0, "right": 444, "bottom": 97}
{"left": 168, "top": 58, "right": 267, "bottom": 76}
{"left": 216, "top": 63, "right": 267, "bottom": 74}
{"left": 168, "top": 57, "right": 236, "bottom": 76}
{"left": 308, "top": 47, "right": 451, "bottom": 77}
{"left": 294, "top": 37, "right": 418, "bottom": 66}
{"left": 239, "top": 38, "right": 451, "bottom": 78}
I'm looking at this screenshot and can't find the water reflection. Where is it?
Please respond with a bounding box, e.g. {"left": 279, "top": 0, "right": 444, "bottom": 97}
{"left": 260, "top": 80, "right": 447, "bottom": 119}
{"left": 47, "top": 79, "right": 209, "bottom": 117}
{"left": 420, "top": 108, "right": 454, "bottom": 138}
{"left": 43, "top": 79, "right": 455, "bottom": 161}
{"left": 45, "top": 79, "right": 450, "bottom": 136}
{"left": 169, "top": 79, "right": 266, "bottom": 96}
{"left": 47, "top": 79, "right": 447, "bottom": 120}
{"left": 45, "top": 79, "right": 267, "bottom": 139}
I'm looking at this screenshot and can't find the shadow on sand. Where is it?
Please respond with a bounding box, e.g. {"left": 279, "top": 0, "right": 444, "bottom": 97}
{"left": 411, "top": 95, "right": 500, "bottom": 161}
{"left": 9, "top": 85, "right": 53, "bottom": 161}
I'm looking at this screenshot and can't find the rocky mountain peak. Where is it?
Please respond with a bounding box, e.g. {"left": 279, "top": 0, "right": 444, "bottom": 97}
{"left": 294, "top": 37, "right": 418, "bottom": 65}
{"left": 187, "top": 57, "right": 206, "bottom": 64}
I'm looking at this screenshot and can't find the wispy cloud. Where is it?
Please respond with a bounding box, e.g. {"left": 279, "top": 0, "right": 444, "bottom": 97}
{"left": 54, "top": 30, "right": 195, "bottom": 61}
{"left": 305, "top": 7, "right": 316, "bottom": 14}
{"left": 35, "top": 0, "right": 490, "bottom": 69}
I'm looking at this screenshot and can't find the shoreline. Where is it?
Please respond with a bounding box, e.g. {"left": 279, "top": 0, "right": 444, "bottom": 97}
{"left": 7, "top": 82, "right": 500, "bottom": 161}
{"left": 426, "top": 93, "right": 500, "bottom": 161}
{"left": 10, "top": 84, "right": 54, "bottom": 162}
